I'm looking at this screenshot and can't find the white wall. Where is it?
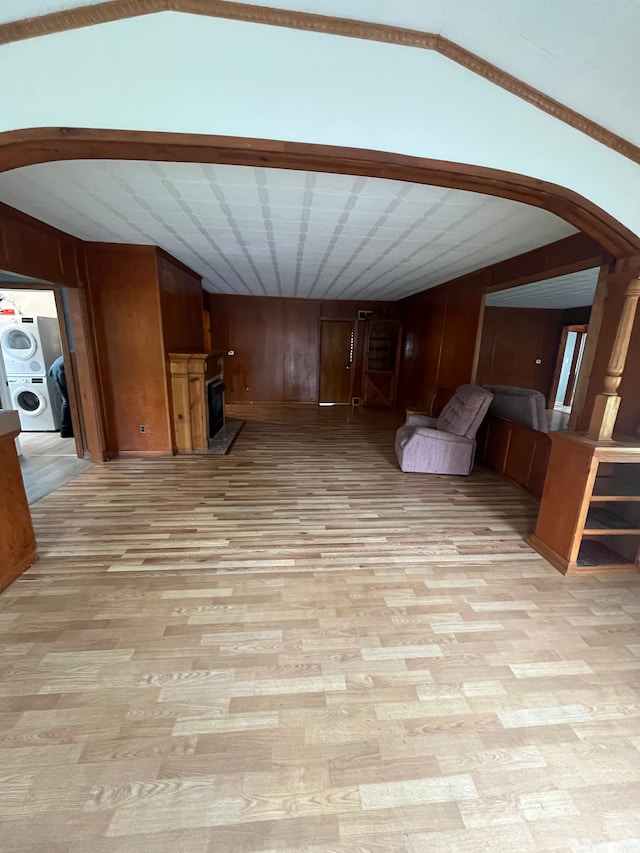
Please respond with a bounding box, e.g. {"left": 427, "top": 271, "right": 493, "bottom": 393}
{"left": 0, "top": 288, "right": 56, "bottom": 318}
{"left": 0, "top": 13, "right": 638, "bottom": 240}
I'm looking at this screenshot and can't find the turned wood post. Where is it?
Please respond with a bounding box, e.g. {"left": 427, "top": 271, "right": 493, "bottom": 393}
{"left": 587, "top": 275, "right": 640, "bottom": 441}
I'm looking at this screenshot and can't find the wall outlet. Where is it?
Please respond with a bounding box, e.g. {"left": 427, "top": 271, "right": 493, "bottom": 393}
{"left": 139, "top": 424, "right": 147, "bottom": 434}
{"left": 352, "top": 397, "right": 361, "bottom": 405}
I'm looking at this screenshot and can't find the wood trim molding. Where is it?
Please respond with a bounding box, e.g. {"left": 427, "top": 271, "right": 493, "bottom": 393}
{"left": 3, "top": 128, "right": 636, "bottom": 257}
{"left": 0, "top": 1, "right": 638, "bottom": 165}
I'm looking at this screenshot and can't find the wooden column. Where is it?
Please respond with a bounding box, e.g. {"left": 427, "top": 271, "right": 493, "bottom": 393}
{"left": 587, "top": 274, "right": 640, "bottom": 441}
{"left": 0, "top": 411, "right": 38, "bottom": 591}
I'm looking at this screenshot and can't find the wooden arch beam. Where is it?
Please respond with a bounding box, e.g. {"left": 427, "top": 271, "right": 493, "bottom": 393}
{"left": 0, "top": 127, "right": 638, "bottom": 259}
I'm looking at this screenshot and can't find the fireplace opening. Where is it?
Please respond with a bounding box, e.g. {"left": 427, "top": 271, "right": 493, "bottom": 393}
{"left": 206, "top": 379, "right": 226, "bottom": 442}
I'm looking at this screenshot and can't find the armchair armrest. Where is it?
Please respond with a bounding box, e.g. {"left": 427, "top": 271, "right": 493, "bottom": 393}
{"left": 405, "top": 413, "right": 438, "bottom": 428}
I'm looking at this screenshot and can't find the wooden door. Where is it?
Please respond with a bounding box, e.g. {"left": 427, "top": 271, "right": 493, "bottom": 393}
{"left": 319, "top": 320, "right": 353, "bottom": 404}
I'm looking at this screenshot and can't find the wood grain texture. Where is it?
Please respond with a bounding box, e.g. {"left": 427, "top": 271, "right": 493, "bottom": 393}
{"left": 0, "top": 200, "right": 81, "bottom": 286}
{"left": 0, "top": 404, "right": 639, "bottom": 850}
{"left": 578, "top": 260, "right": 640, "bottom": 438}
{"left": 477, "top": 416, "right": 552, "bottom": 500}
{"left": 210, "top": 295, "right": 396, "bottom": 404}
{"left": 84, "top": 244, "right": 172, "bottom": 455}
{"left": 399, "top": 234, "right": 608, "bottom": 413}
{"left": 0, "top": 426, "right": 38, "bottom": 591}
{"left": 319, "top": 320, "right": 353, "bottom": 405}
{"left": 533, "top": 430, "right": 640, "bottom": 573}
{"left": 475, "top": 307, "right": 564, "bottom": 402}
{"left": 157, "top": 251, "right": 204, "bottom": 355}
{"left": 1, "top": 0, "right": 639, "bottom": 167}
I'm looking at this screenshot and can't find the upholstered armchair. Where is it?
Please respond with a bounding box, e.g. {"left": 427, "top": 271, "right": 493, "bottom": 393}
{"left": 395, "top": 384, "right": 494, "bottom": 475}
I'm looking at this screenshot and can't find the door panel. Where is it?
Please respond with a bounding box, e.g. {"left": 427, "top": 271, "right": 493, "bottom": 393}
{"left": 319, "top": 320, "right": 353, "bottom": 404}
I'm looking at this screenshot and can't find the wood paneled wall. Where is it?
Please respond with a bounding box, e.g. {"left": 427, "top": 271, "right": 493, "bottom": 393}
{"left": 209, "top": 295, "right": 397, "bottom": 403}
{"left": 0, "top": 201, "right": 111, "bottom": 460}
{"left": 399, "top": 272, "right": 486, "bottom": 407}
{"left": 84, "top": 245, "right": 204, "bottom": 455}
{"left": 398, "top": 234, "right": 607, "bottom": 410}
{"left": 475, "top": 307, "right": 565, "bottom": 401}
{"left": 0, "top": 201, "right": 80, "bottom": 286}
{"left": 157, "top": 250, "right": 204, "bottom": 353}
{"left": 84, "top": 245, "right": 171, "bottom": 455}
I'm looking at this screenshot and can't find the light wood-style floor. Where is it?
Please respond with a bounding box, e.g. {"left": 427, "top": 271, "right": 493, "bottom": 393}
{"left": 1, "top": 403, "right": 640, "bottom": 852}
{"left": 18, "top": 431, "right": 93, "bottom": 504}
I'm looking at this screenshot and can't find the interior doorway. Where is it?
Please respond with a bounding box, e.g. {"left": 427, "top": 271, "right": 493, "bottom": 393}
{"left": 550, "top": 324, "right": 589, "bottom": 414}
{"left": 0, "top": 284, "right": 91, "bottom": 503}
{"left": 318, "top": 319, "right": 354, "bottom": 404}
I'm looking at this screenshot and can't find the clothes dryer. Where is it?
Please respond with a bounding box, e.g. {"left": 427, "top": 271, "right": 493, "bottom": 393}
{"left": 8, "top": 375, "right": 62, "bottom": 431}
{"left": 0, "top": 316, "right": 62, "bottom": 375}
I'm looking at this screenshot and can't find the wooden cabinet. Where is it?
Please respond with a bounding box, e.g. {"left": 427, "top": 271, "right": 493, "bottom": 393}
{"left": 361, "top": 317, "right": 402, "bottom": 408}
{"left": 0, "top": 411, "right": 38, "bottom": 591}
{"left": 530, "top": 431, "right": 640, "bottom": 574}
{"left": 478, "top": 415, "right": 551, "bottom": 500}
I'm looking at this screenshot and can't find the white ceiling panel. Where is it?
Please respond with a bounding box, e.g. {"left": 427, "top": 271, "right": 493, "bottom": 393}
{"left": 0, "top": 160, "right": 577, "bottom": 300}
{"left": 486, "top": 268, "right": 600, "bottom": 309}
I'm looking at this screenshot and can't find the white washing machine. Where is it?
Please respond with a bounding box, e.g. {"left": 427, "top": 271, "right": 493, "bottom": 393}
{"left": 8, "top": 375, "right": 62, "bottom": 431}
{"left": 0, "top": 316, "right": 62, "bottom": 375}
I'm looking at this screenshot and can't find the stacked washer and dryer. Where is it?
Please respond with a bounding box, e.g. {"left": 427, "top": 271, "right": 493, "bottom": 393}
{"left": 0, "top": 315, "right": 63, "bottom": 431}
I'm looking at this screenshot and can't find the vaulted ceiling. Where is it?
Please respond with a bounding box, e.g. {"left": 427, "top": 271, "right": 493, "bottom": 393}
{"left": 4, "top": 0, "right": 638, "bottom": 147}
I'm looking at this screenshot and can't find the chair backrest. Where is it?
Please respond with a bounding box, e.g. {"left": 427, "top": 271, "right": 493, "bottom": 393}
{"left": 436, "top": 384, "right": 494, "bottom": 439}
{"left": 481, "top": 385, "right": 548, "bottom": 432}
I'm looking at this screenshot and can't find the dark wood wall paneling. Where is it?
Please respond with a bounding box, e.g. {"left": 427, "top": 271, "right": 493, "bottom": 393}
{"left": 209, "top": 295, "right": 397, "bottom": 403}
{"left": 84, "top": 245, "right": 204, "bottom": 455}
{"left": 84, "top": 245, "right": 171, "bottom": 455}
{"left": 157, "top": 250, "right": 205, "bottom": 353}
{"left": 0, "top": 202, "right": 111, "bottom": 461}
{"left": 475, "top": 307, "right": 565, "bottom": 401}
{"left": 398, "top": 234, "right": 608, "bottom": 410}
{"left": 0, "top": 201, "right": 80, "bottom": 285}
{"left": 398, "top": 271, "right": 486, "bottom": 407}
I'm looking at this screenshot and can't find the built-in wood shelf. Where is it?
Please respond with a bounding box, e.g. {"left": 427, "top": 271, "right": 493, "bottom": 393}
{"left": 529, "top": 432, "right": 640, "bottom": 574}
{"left": 583, "top": 506, "right": 640, "bottom": 534}
{"left": 591, "top": 479, "right": 640, "bottom": 499}
{"left": 576, "top": 539, "right": 635, "bottom": 570}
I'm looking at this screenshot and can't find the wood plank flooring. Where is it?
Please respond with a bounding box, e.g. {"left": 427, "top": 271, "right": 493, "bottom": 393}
{"left": 1, "top": 403, "right": 640, "bottom": 852}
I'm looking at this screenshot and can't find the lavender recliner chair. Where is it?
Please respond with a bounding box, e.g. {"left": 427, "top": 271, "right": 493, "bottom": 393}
{"left": 395, "top": 384, "right": 494, "bottom": 475}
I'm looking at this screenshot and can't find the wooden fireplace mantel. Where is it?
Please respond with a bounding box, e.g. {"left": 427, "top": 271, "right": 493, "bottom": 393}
{"left": 168, "top": 351, "right": 225, "bottom": 453}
